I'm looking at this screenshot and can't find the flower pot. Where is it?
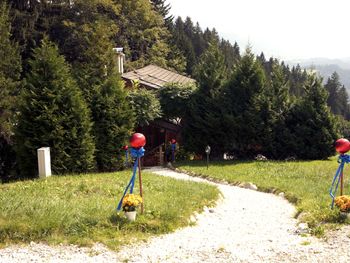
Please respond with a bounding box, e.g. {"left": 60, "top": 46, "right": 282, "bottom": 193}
{"left": 125, "top": 211, "right": 137, "bottom": 221}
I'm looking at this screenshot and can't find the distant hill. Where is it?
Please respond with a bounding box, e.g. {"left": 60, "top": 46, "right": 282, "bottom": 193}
{"left": 287, "top": 58, "right": 350, "bottom": 92}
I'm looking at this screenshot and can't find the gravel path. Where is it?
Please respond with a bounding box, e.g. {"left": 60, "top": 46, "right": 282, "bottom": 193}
{"left": 1, "top": 167, "right": 350, "bottom": 262}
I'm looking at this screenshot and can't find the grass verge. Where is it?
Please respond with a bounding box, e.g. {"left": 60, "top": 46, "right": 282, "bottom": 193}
{"left": 0, "top": 170, "right": 219, "bottom": 250}
{"left": 176, "top": 158, "right": 350, "bottom": 234}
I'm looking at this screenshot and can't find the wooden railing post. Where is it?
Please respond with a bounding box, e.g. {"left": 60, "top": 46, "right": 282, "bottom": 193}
{"left": 159, "top": 144, "right": 163, "bottom": 166}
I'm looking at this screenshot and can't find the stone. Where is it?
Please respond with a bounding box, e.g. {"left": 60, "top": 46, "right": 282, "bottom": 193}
{"left": 239, "top": 182, "right": 258, "bottom": 191}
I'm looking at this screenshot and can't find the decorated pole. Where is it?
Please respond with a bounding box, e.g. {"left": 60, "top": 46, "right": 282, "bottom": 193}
{"left": 130, "top": 133, "right": 146, "bottom": 214}
{"left": 330, "top": 138, "right": 350, "bottom": 208}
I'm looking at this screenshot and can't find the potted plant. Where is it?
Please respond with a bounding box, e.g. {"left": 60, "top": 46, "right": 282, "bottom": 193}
{"left": 335, "top": 195, "right": 350, "bottom": 214}
{"left": 122, "top": 193, "right": 143, "bottom": 221}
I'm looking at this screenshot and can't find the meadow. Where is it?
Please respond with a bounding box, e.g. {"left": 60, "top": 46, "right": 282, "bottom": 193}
{"left": 0, "top": 171, "right": 219, "bottom": 250}
{"left": 177, "top": 158, "right": 350, "bottom": 235}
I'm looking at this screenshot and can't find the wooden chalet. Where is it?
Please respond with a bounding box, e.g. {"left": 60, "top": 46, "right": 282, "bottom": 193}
{"left": 120, "top": 62, "right": 195, "bottom": 166}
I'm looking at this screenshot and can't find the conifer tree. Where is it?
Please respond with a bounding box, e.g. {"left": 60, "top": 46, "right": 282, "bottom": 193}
{"left": 150, "top": 0, "right": 174, "bottom": 26}
{"left": 183, "top": 44, "right": 227, "bottom": 156}
{"left": 92, "top": 73, "right": 134, "bottom": 171}
{"left": 15, "top": 38, "right": 95, "bottom": 178}
{"left": 223, "top": 47, "right": 268, "bottom": 157}
{"left": 0, "top": 3, "right": 21, "bottom": 181}
{"left": 284, "top": 75, "right": 338, "bottom": 159}
{"left": 325, "top": 72, "right": 343, "bottom": 116}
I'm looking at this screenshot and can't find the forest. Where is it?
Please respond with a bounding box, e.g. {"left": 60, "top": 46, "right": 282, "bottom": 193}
{"left": 0, "top": 0, "right": 349, "bottom": 182}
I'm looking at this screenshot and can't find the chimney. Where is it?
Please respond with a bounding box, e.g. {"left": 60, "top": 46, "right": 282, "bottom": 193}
{"left": 113, "top": 47, "right": 125, "bottom": 74}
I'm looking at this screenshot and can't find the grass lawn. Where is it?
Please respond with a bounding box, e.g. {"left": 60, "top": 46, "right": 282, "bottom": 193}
{"left": 0, "top": 170, "right": 219, "bottom": 250}
{"left": 176, "top": 158, "right": 350, "bottom": 235}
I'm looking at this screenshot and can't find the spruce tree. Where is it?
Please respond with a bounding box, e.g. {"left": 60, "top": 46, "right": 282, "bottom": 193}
{"left": 0, "top": 2, "right": 21, "bottom": 141}
{"left": 0, "top": 3, "right": 21, "bottom": 182}
{"left": 325, "top": 72, "right": 343, "bottom": 116}
{"left": 15, "top": 38, "right": 95, "bottom": 178}
{"left": 67, "top": 19, "right": 135, "bottom": 172}
{"left": 223, "top": 47, "right": 268, "bottom": 157}
{"left": 285, "top": 75, "right": 338, "bottom": 159}
{"left": 92, "top": 73, "right": 134, "bottom": 172}
{"left": 183, "top": 44, "right": 227, "bottom": 156}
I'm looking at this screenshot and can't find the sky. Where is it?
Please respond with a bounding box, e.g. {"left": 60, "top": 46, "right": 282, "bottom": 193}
{"left": 166, "top": 0, "right": 350, "bottom": 61}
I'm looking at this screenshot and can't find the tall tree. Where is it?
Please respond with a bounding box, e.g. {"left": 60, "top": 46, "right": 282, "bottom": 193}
{"left": 284, "top": 75, "right": 338, "bottom": 159}
{"left": 92, "top": 73, "right": 134, "bottom": 172}
{"left": 183, "top": 44, "right": 227, "bottom": 156}
{"left": 15, "top": 38, "right": 95, "bottom": 178}
{"left": 223, "top": 47, "right": 268, "bottom": 157}
{"left": 325, "top": 72, "right": 344, "bottom": 116}
{"left": 0, "top": 2, "right": 22, "bottom": 182}
{"left": 150, "top": 0, "right": 173, "bottom": 26}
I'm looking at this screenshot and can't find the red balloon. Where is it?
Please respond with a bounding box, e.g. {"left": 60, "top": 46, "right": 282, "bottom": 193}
{"left": 171, "top": 139, "right": 176, "bottom": 144}
{"left": 335, "top": 138, "right": 350, "bottom": 154}
{"left": 122, "top": 145, "right": 128, "bottom": 150}
{"left": 130, "top": 133, "right": 146, "bottom": 148}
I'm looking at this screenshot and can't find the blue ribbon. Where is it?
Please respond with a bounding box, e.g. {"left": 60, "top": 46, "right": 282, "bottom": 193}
{"left": 329, "top": 154, "right": 350, "bottom": 208}
{"left": 117, "top": 147, "right": 145, "bottom": 211}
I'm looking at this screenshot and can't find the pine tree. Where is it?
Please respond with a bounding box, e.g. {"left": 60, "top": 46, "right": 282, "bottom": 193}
{"left": 223, "top": 47, "right": 268, "bottom": 157}
{"left": 15, "top": 38, "right": 95, "bottom": 178}
{"left": 150, "top": 0, "right": 174, "bottom": 26}
{"left": 266, "top": 62, "right": 292, "bottom": 158}
{"left": 338, "top": 85, "right": 350, "bottom": 118}
{"left": 325, "top": 72, "right": 343, "bottom": 116}
{"left": 92, "top": 73, "right": 134, "bottom": 172}
{"left": 182, "top": 44, "right": 227, "bottom": 156}
{"left": 193, "top": 42, "right": 227, "bottom": 96}
{"left": 0, "top": 2, "right": 21, "bottom": 182}
{"left": 284, "top": 75, "right": 338, "bottom": 159}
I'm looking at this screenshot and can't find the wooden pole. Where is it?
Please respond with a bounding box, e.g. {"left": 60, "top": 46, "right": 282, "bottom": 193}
{"left": 138, "top": 157, "right": 144, "bottom": 214}
{"left": 207, "top": 154, "right": 209, "bottom": 170}
{"left": 340, "top": 169, "right": 344, "bottom": 196}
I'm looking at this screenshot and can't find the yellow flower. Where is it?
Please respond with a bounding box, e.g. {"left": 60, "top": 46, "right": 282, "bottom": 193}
{"left": 122, "top": 194, "right": 143, "bottom": 212}
{"left": 335, "top": 195, "right": 350, "bottom": 212}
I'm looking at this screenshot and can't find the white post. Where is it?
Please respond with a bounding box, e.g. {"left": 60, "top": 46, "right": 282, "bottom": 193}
{"left": 37, "top": 147, "right": 52, "bottom": 178}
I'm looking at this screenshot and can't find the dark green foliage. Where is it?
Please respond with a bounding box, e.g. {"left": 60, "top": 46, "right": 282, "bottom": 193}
{"left": 0, "top": 2, "right": 21, "bottom": 140}
{"left": 283, "top": 76, "right": 338, "bottom": 159}
{"left": 265, "top": 62, "right": 292, "bottom": 158}
{"left": 128, "top": 88, "right": 162, "bottom": 127}
{"left": 116, "top": 0, "right": 174, "bottom": 70}
{"left": 193, "top": 43, "right": 227, "bottom": 96}
{"left": 159, "top": 83, "right": 196, "bottom": 120}
{"left": 0, "top": 3, "right": 21, "bottom": 182}
{"left": 223, "top": 47, "right": 268, "bottom": 157}
{"left": 170, "top": 16, "right": 240, "bottom": 75}
{"left": 183, "top": 44, "right": 228, "bottom": 156}
{"left": 150, "top": 0, "right": 174, "bottom": 26}
{"left": 325, "top": 72, "right": 350, "bottom": 118}
{"left": 15, "top": 38, "right": 95, "bottom": 178}
{"left": 92, "top": 74, "right": 134, "bottom": 172}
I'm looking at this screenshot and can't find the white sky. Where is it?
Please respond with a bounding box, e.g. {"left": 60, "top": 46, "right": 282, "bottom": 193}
{"left": 167, "top": 0, "right": 350, "bottom": 60}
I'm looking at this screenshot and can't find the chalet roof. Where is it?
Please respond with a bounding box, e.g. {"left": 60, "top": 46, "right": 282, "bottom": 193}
{"left": 122, "top": 65, "right": 195, "bottom": 89}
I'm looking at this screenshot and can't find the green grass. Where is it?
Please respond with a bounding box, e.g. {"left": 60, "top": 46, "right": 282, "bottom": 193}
{"left": 176, "top": 158, "right": 350, "bottom": 232}
{"left": 0, "top": 171, "right": 219, "bottom": 250}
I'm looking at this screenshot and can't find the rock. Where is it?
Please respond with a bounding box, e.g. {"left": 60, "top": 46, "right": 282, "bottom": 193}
{"left": 209, "top": 209, "right": 215, "bottom": 213}
{"left": 189, "top": 215, "right": 197, "bottom": 223}
{"left": 255, "top": 154, "right": 268, "bottom": 161}
{"left": 296, "top": 223, "right": 310, "bottom": 234}
{"left": 239, "top": 182, "right": 258, "bottom": 191}
{"left": 279, "top": 192, "right": 285, "bottom": 198}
